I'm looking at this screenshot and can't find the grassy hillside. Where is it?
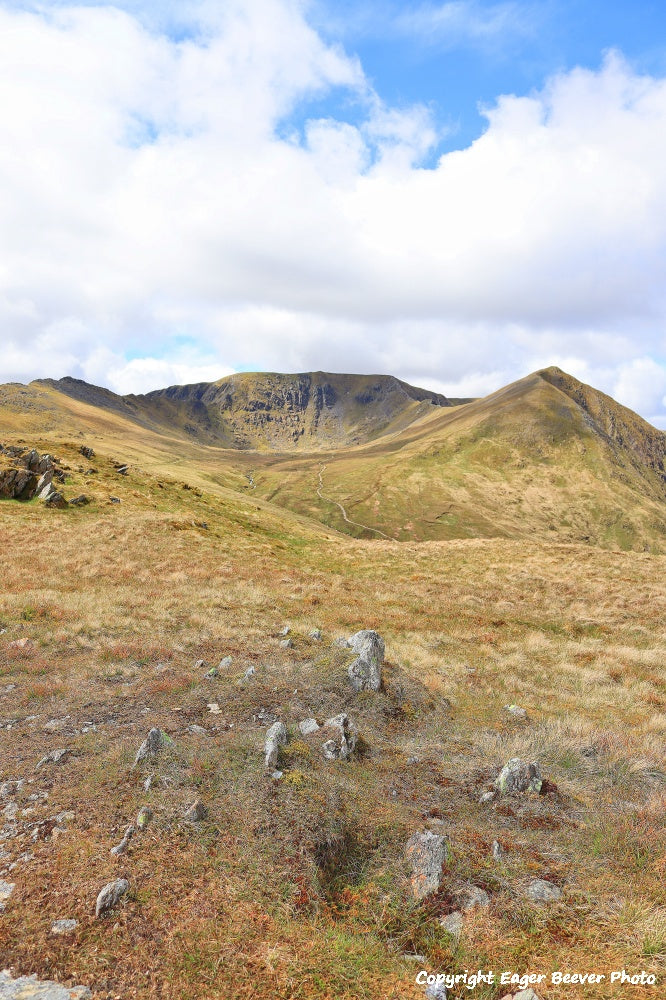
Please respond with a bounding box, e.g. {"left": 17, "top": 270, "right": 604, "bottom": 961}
{"left": 0, "top": 452, "right": 664, "bottom": 999}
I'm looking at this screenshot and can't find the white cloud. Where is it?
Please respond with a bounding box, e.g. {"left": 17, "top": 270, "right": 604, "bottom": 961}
{"left": 0, "top": 2, "right": 665, "bottom": 426}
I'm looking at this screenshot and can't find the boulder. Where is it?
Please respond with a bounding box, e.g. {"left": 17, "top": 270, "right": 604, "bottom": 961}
{"left": 347, "top": 629, "right": 384, "bottom": 692}
{"left": 95, "top": 877, "right": 129, "bottom": 917}
{"left": 264, "top": 721, "right": 288, "bottom": 769}
{"left": 44, "top": 491, "right": 68, "bottom": 509}
{"left": 79, "top": 446, "right": 95, "bottom": 459}
{"left": 321, "top": 713, "right": 357, "bottom": 760}
{"left": 494, "top": 758, "right": 542, "bottom": 795}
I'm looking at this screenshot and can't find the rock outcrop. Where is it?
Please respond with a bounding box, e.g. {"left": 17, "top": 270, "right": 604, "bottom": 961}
{"left": 321, "top": 713, "right": 357, "bottom": 760}
{"left": 0, "top": 971, "right": 91, "bottom": 999}
{"left": 347, "top": 629, "right": 384, "bottom": 692}
{"left": 494, "top": 758, "right": 542, "bottom": 795}
{"left": 405, "top": 830, "right": 450, "bottom": 900}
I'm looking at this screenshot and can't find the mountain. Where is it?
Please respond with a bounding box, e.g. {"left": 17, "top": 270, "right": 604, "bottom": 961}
{"left": 1, "top": 366, "right": 664, "bottom": 551}
{"left": 38, "top": 371, "right": 461, "bottom": 451}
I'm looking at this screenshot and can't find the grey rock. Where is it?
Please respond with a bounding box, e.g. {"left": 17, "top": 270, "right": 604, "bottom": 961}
{"left": 0, "top": 971, "right": 91, "bottom": 998}
{"left": 95, "top": 877, "right": 129, "bottom": 917}
{"left": 279, "top": 638, "right": 293, "bottom": 649}
{"left": 299, "top": 718, "right": 320, "bottom": 736}
{"left": 239, "top": 665, "right": 256, "bottom": 683}
{"left": 523, "top": 879, "right": 562, "bottom": 903}
{"left": 333, "top": 636, "right": 351, "bottom": 648}
{"left": 321, "top": 713, "right": 357, "bottom": 760}
{"left": 184, "top": 800, "right": 207, "bottom": 822}
{"left": 51, "top": 918, "right": 79, "bottom": 935}
{"left": 458, "top": 885, "right": 490, "bottom": 911}
{"left": 479, "top": 790, "right": 496, "bottom": 804}
{"left": 187, "top": 725, "right": 207, "bottom": 736}
{"left": 110, "top": 824, "right": 135, "bottom": 856}
{"left": 271, "top": 770, "right": 283, "bottom": 780}
{"left": 0, "top": 880, "right": 15, "bottom": 910}
{"left": 193, "top": 659, "right": 207, "bottom": 670}
{"left": 406, "top": 756, "right": 422, "bottom": 765}
{"left": 347, "top": 629, "right": 384, "bottom": 692}
{"left": 309, "top": 629, "right": 322, "bottom": 641}
{"left": 494, "top": 758, "right": 542, "bottom": 795}
{"left": 35, "top": 748, "right": 70, "bottom": 770}
{"left": 405, "top": 830, "right": 450, "bottom": 900}
{"left": 279, "top": 626, "right": 290, "bottom": 636}
{"left": 264, "top": 721, "right": 288, "bottom": 769}
{"left": 514, "top": 991, "right": 543, "bottom": 1000}
{"left": 425, "top": 986, "right": 448, "bottom": 1000}
{"left": 0, "top": 780, "right": 24, "bottom": 799}
{"left": 69, "top": 495, "right": 89, "bottom": 507}
{"left": 439, "top": 910, "right": 463, "bottom": 939}
{"left": 136, "top": 806, "right": 153, "bottom": 830}
{"left": 491, "top": 839, "right": 504, "bottom": 860}
{"left": 79, "top": 445, "right": 95, "bottom": 459}
{"left": 133, "top": 727, "right": 165, "bottom": 767}
{"left": 109, "top": 496, "right": 120, "bottom": 504}
{"left": 219, "top": 655, "right": 233, "bottom": 669}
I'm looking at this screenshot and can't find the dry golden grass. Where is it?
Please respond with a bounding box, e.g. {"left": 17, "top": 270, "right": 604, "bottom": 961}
{"left": 0, "top": 431, "right": 664, "bottom": 999}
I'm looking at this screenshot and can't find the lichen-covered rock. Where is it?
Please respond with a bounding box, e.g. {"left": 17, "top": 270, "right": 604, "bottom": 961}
{"left": 439, "top": 910, "right": 463, "bottom": 939}
{"left": 136, "top": 806, "right": 153, "bottom": 830}
{"left": 321, "top": 713, "right": 357, "bottom": 760}
{"left": 494, "top": 758, "right": 542, "bottom": 795}
{"left": 95, "top": 877, "right": 129, "bottom": 917}
{"left": 347, "top": 629, "right": 384, "bottom": 692}
{"left": 425, "top": 984, "right": 448, "bottom": 1000}
{"left": 523, "top": 879, "right": 562, "bottom": 903}
{"left": 0, "top": 970, "right": 91, "bottom": 998}
{"left": 264, "top": 721, "right": 288, "bottom": 769}
{"left": 405, "top": 830, "right": 450, "bottom": 900}
{"left": 458, "top": 885, "right": 490, "bottom": 911}
{"left": 503, "top": 704, "right": 527, "bottom": 719}
{"left": 44, "top": 491, "right": 68, "bottom": 509}
{"left": 133, "top": 728, "right": 166, "bottom": 767}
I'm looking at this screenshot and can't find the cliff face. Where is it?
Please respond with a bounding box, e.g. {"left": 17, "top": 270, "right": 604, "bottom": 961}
{"left": 140, "top": 371, "right": 452, "bottom": 450}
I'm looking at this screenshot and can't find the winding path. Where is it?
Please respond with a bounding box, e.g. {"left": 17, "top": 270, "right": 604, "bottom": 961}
{"left": 316, "top": 464, "right": 392, "bottom": 540}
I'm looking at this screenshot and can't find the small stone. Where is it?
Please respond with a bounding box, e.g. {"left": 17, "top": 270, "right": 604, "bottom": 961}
{"left": 44, "top": 490, "right": 68, "bottom": 508}
{"left": 184, "top": 800, "right": 208, "bottom": 822}
{"left": 109, "top": 496, "right": 120, "bottom": 504}
{"left": 523, "top": 879, "right": 562, "bottom": 903}
{"left": 207, "top": 702, "right": 222, "bottom": 713}
{"left": 136, "top": 806, "right": 153, "bottom": 830}
{"left": 143, "top": 776, "right": 153, "bottom": 792}
{"left": 479, "top": 790, "right": 496, "bottom": 804}
{"left": 271, "top": 770, "right": 283, "bottom": 780}
{"left": 514, "top": 991, "right": 543, "bottom": 1000}
{"left": 494, "top": 758, "right": 542, "bottom": 795}
{"left": 193, "top": 659, "right": 207, "bottom": 670}
{"left": 0, "top": 780, "right": 24, "bottom": 798}
{"left": 218, "top": 656, "right": 233, "bottom": 669}
{"left": 405, "top": 830, "right": 450, "bottom": 901}
{"left": 439, "top": 910, "right": 463, "bottom": 939}
{"left": 333, "top": 636, "right": 351, "bottom": 648}
{"left": 279, "top": 626, "right": 290, "bottom": 636}
{"left": 309, "top": 629, "right": 322, "bottom": 641}
{"left": 298, "top": 718, "right": 320, "bottom": 736}
{"left": 503, "top": 704, "right": 527, "bottom": 719}
{"left": 69, "top": 495, "right": 90, "bottom": 506}
{"left": 95, "top": 877, "right": 129, "bottom": 917}
{"left": 0, "top": 880, "right": 15, "bottom": 910}
{"left": 133, "top": 727, "right": 165, "bottom": 766}
{"left": 110, "top": 824, "right": 135, "bottom": 855}
{"left": 425, "top": 982, "right": 448, "bottom": 999}
{"left": 205, "top": 666, "right": 219, "bottom": 678}
{"left": 51, "top": 918, "right": 79, "bottom": 935}
{"left": 188, "top": 724, "right": 207, "bottom": 736}
{"left": 265, "top": 721, "right": 288, "bottom": 769}
{"left": 491, "top": 839, "right": 504, "bottom": 860}
{"left": 8, "top": 637, "right": 35, "bottom": 650}
{"left": 279, "top": 638, "right": 293, "bottom": 649}
{"left": 80, "top": 445, "right": 95, "bottom": 459}
{"left": 35, "top": 748, "right": 70, "bottom": 770}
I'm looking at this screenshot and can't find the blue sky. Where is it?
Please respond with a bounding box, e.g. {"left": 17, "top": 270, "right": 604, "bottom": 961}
{"left": 1, "top": 0, "right": 666, "bottom": 425}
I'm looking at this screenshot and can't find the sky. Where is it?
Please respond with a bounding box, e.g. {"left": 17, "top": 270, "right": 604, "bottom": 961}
{"left": 1, "top": 1, "right": 666, "bottom": 427}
